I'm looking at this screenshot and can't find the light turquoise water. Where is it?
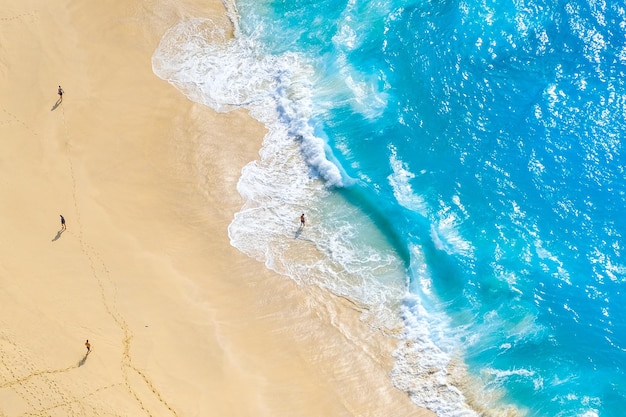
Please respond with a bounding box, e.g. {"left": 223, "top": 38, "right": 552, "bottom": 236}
{"left": 153, "top": 0, "right": 626, "bottom": 415}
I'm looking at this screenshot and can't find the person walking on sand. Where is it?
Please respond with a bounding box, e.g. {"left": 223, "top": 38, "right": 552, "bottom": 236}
{"left": 58, "top": 85, "right": 64, "bottom": 101}
{"left": 60, "top": 214, "right": 66, "bottom": 230}
{"left": 300, "top": 213, "right": 306, "bottom": 228}
{"left": 85, "top": 339, "right": 91, "bottom": 354}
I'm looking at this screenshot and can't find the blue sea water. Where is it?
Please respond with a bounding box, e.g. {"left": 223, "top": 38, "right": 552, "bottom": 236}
{"left": 152, "top": 0, "right": 626, "bottom": 415}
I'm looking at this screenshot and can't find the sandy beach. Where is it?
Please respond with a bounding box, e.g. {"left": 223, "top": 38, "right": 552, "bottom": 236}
{"left": 0, "top": 0, "right": 433, "bottom": 415}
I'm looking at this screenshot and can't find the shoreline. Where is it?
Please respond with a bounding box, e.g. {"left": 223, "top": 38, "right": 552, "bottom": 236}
{"left": 0, "top": 0, "right": 433, "bottom": 415}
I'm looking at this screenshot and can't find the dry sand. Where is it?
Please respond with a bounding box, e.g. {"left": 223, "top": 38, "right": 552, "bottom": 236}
{"left": 0, "top": 0, "right": 434, "bottom": 415}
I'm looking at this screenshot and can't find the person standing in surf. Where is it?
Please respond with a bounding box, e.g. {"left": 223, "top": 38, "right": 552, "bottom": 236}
{"left": 300, "top": 213, "right": 305, "bottom": 228}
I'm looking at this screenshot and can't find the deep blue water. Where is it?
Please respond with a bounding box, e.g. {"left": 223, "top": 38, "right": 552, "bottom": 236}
{"left": 153, "top": 0, "right": 626, "bottom": 415}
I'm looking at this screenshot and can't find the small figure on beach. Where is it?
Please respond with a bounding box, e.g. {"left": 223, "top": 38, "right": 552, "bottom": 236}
{"left": 85, "top": 339, "right": 91, "bottom": 354}
{"left": 58, "top": 85, "right": 64, "bottom": 101}
{"left": 60, "top": 214, "right": 66, "bottom": 230}
{"left": 300, "top": 213, "right": 306, "bottom": 228}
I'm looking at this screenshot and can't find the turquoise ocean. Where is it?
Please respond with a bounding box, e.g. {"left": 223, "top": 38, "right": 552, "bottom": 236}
{"left": 153, "top": 0, "right": 626, "bottom": 415}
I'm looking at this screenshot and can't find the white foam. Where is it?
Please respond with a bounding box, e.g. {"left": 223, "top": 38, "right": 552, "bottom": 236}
{"left": 152, "top": 18, "right": 344, "bottom": 187}
{"left": 330, "top": 0, "right": 389, "bottom": 120}
{"left": 387, "top": 144, "right": 428, "bottom": 215}
{"left": 426, "top": 200, "right": 475, "bottom": 259}
{"left": 392, "top": 247, "right": 479, "bottom": 416}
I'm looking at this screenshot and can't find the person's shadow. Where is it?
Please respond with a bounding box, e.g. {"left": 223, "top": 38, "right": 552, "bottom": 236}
{"left": 51, "top": 98, "right": 62, "bottom": 111}
{"left": 294, "top": 226, "right": 303, "bottom": 239}
{"left": 78, "top": 352, "right": 89, "bottom": 367}
{"left": 51, "top": 228, "right": 64, "bottom": 242}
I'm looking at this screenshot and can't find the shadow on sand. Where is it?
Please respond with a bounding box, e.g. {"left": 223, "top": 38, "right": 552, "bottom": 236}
{"left": 78, "top": 352, "right": 89, "bottom": 367}
{"left": 51, "top": 99, "right": 62, "bottom": 111}
{"left": 294, "top": 226, "right": 304, "bottom": 239}
{"left": 51, "top": 229, "right": 64, "bottom": 242}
